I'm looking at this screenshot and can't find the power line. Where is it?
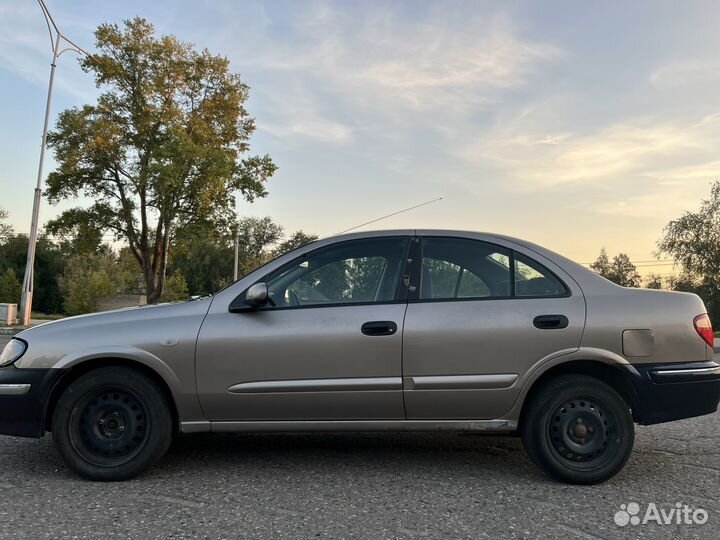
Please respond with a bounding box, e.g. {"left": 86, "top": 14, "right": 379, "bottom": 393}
{"left": 597, "top": 259, "right": 675, "bottom": 264}
{"left": 580, "top": 261, "right": 677, "bottom": 268}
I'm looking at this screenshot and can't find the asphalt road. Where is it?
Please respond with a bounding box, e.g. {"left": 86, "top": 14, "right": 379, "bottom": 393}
{"left": 1, "top": 335, "right": 718, "bottom": 539}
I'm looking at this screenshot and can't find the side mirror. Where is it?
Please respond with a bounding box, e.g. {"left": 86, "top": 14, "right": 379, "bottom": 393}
{"left": 229, "top": 282, "right": 269, "bottom": 312}
{"left": 245, "top": 282, "right": 269, "bottom": 307}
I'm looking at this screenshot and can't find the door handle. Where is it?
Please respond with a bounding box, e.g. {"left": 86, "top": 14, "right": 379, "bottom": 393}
{"left": 361, "top": 321, "right": 398, "bottom": 336}
{"left": 533, "top": 315, "right": 569, "bottom": 330}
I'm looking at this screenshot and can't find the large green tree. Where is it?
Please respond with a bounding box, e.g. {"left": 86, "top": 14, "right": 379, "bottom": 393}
{"left": 0, "top": 206, "right": 12, "bottom": 240}
{"left": 167, "top": 222, "right": 235, "bottom": 297}
{"left": 658, "top": 180, "right": 720, "bottom": 326}
{"left": 45, "top": 18, "right": 276, "bottom": 303}
{"left": 589, "top": 248, "right": 641, "bottom": 287}
{"left": 0, "top": 235, "right": 65, "bottom": 314}
{"left": 168, "top": 217, "right": 318, "bottom": 297}
{"left": 272, "top": 230, "right": 318, "bottom": 258}
{"left": 234, "top": 217, "right": 284, "bottom": 277}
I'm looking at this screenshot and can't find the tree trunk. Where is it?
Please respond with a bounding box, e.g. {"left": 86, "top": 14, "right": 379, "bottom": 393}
{"left": 143, "top": 225, "right": 171, "bottom": 304}
{"left": 143, "top": 258, "right": 160, "bottom": 304}
{"left": 146, "top": 279, "right": 162, "bottom": 304}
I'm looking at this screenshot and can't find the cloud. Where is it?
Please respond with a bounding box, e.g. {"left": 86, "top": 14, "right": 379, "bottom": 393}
{"left": 348, "top": 17, "right": 561, "bottom": 111}
{"left": 452, "top": 104, "right": 720, "bottom": 226}
{"left": 457, "top": 111, "right": 720, "bottom": 190}
{"left": 594, "top": 189, "right": 707, "bottom": 219}
{"left": 250, "top": 79, "right": 355, "bottom": 143}
{"left": 650, "top": 60, "right": 720, "bottom": 88}
{"left": 0, "top": 3, "right": 52, "bottom": 84}
{"left": 261, "top": 116, "right": 353, "bottom": 143}
{"left": 0, "top": 2, "right": 97, "bottom": 102}
{"left": 220, "top": 4, "right": 561, "bottom": 144}
{"left": 597, "top": 160, "right": 720, "bottom": 218}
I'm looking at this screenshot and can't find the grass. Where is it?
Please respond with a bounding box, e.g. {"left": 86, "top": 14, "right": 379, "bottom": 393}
{"left": 30, "top": 312, "right": 65, "bottom": 321}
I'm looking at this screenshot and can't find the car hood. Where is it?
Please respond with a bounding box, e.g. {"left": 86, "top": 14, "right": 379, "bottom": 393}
{"left": 18, "top": 298, "right": 213, "bottom": 339}
{"left": 14, "top": 297, "right": 214, "bottom": 370}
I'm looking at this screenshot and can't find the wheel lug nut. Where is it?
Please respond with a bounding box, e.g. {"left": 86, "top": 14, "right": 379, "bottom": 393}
{"left": 119, "top": 426, "right": 125, "bottom": 432}
{"left": 577, "top": 418, "right": 583, "bottom": 424}
{"left": 98, "top": 419, "right": 104, "bottom": 425}
{"left": 113, "top": 412, "right": 120, "bottom": 417}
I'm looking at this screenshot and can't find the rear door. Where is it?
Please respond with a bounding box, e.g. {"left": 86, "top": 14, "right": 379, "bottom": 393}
{"left": 402, "top": 234, "right": 585, "bottom": 420}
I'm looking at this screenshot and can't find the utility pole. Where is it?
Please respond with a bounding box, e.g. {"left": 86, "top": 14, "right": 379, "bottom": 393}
{"left": 19, "top": 0, "right": 90, "bottom": 325}
{"left": 233, "top": 222, "right": 241, "bottom": 281}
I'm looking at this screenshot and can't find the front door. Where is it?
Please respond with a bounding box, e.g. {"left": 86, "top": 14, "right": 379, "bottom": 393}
{"left": 196, "top": 236, "right": 412, "bottom": 421}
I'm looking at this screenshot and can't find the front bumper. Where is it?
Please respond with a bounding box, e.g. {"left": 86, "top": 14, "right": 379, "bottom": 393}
{"left": 621, "top": 361, "right": 720, "bottom": 425}
{"left": 0, "top": 366, "right": 62, "bottom": 437}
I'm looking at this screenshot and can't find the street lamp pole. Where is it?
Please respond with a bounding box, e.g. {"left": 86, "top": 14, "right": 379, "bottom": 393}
{"left": 19, "top": 0, "right": 90, "bottom": 326}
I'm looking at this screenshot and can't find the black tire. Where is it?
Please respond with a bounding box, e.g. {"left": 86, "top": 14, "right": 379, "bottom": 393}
{"left": 521, "top": 374, "right": 634, "bottom": 485}
{"left": 52, "top": 366, "right": 173, "bottom": 481}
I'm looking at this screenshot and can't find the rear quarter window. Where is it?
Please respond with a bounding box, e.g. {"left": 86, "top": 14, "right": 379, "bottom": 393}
{"left": 514, "top": 253, "right": 568, "bottom": 297}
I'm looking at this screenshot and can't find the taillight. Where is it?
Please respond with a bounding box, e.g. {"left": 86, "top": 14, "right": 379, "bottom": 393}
{"left": 693, "top": 314, "right": 714, "bottom": 348}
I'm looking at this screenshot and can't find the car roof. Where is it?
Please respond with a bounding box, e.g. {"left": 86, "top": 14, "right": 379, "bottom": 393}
{"left": 325, "top": 228, "right": 535, "bottom": 248}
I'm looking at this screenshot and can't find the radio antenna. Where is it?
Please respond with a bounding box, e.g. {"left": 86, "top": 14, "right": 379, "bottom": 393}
{"left": 336, "top": 197, "right": 443, "bottom": 235}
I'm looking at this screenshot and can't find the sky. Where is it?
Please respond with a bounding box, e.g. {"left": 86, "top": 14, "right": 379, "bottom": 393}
{"left": 1, "top": 1, "right": 720, "bottom": 276}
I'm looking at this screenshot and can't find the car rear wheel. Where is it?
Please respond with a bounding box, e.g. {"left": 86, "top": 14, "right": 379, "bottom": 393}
{"left": 52, "top": 366, "right": 173, "bottom": 481}
{"left": 521, "top": 374, "right": 634, "bottom": 484}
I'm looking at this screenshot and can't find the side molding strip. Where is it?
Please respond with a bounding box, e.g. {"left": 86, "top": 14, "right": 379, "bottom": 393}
{"left": 406, "top": 374, "right": 518, "bottom": 390}
{"left": 0, "top": 384, "right": 31, "bottom": 396}
{"left": 200, "top": 419, "right": 516, "bottom": 433}
{"left": 227, "top": 377, "right": 402, "bottom": 394}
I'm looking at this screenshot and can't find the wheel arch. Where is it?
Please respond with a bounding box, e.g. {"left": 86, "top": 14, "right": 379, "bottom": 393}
{"left": 516, "top": 356, "right": 640, "bottom": 428}
{"left": 43, "top": 358, "right": 180, "bottom": 435}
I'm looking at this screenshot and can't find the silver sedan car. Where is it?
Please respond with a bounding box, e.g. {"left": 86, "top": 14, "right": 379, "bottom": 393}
{"left": 1, "top": 230, "right": 718, "bottom": 483}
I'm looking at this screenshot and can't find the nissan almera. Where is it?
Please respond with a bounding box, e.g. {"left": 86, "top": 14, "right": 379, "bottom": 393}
{"left": 1, "top": 230, "right": 718, "bottom": 483}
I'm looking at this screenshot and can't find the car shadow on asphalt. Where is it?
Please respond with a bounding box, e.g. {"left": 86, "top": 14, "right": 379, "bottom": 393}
{"left": 0, "top": 431, "right": 544, "bottom": 484}
{"left": 4, "top": 427, "right": 692, "bottom": 488}
{"left": 151, "top": 431, "right": 543, "bottom": 481}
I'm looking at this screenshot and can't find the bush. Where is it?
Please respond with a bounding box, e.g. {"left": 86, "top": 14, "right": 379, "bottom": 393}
{"left": 0, "top": 268, "right": 21, "bottom": 305}
{"left": 58, "top": 254, "right": 116, "bottom": 315}
{"left": 160, "top": 271, "right": 188, "bottom": 302}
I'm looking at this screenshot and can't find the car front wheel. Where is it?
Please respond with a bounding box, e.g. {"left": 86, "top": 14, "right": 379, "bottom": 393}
{"left": 52, "top": 366, "right": 173, "bottom": 481}
{"left": 521, "top": 374, "right": 634, "bottom": 484}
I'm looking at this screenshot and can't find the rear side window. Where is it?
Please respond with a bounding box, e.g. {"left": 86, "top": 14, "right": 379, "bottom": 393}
{"left": 419, "top": 237, "right": 568, "bottom": 301}
{"left": 420, "top": 238, "right": 511, "bottom": 300}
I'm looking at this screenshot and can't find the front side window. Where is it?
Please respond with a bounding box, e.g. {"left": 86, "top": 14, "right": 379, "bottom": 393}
{"left": 419, "top": 237, "right": 568, "bottom": 301}
{"left": 264, "top": 237, "right": 410, "bottom": 308}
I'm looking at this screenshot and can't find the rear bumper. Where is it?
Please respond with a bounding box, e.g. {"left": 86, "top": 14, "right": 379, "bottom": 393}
{"left": 621, "top": 361, "right": 720, "bottom": 425}
{"left": 0, "top": 366, "right": 62, "bottom": 438}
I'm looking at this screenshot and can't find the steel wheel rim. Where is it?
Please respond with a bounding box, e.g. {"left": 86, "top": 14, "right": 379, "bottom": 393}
{"left": 546, "top": 396, "right": 619, "bottom": 471}
{"left": 68, "top": 386, "right": 150, "bottom": 467}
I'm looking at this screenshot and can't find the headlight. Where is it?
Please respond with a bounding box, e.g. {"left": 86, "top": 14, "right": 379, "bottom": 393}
{"left": 0, "top": 339, "right": 27, "bottom": 367}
